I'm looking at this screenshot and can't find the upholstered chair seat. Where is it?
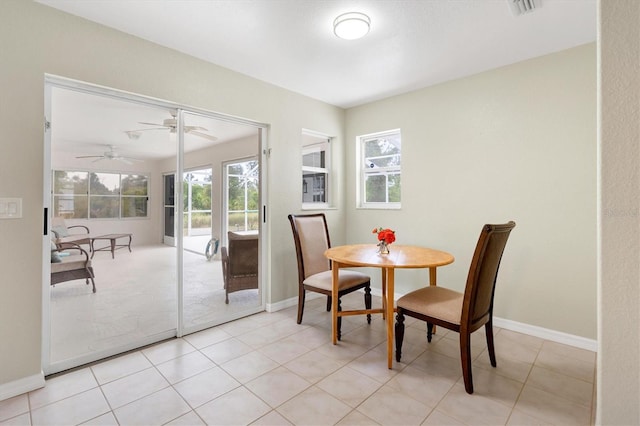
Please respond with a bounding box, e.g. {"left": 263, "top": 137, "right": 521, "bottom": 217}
{"left": 303, "top": 270, "right": 370, "bottom": 292}
{"left": 397, "top": 287, "right": 463, "bottom": 326}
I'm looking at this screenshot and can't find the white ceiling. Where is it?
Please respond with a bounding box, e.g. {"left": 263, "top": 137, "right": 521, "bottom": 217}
{"left": 51, "top": 87, "right": 259, "bottom": 161}
{"left": 38, "top": 0, "right": 597, "bottom": 109}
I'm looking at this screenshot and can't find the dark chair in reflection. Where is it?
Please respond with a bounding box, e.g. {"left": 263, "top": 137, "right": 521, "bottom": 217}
{"left": 221, "top": 231, "right": 259, "bottom": 304}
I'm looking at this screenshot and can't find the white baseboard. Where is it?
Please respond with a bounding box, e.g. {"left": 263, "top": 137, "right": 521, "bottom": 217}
{"left": 266, "top": 292, "right": 322, "bottom": 312}
{"left": 270, "top": 288, "right": 597, "bottom": 353}
{"left": 492, "top": 317, "right": 597, "bottom": 352}
{"left": 0, "top": 372, "right": 45, "bottom": 402}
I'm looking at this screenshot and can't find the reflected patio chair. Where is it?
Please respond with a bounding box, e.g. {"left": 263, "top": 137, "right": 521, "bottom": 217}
{"left": 288, "top": 213, "right": 372, "bottom": 340}
{"left": 51, "top": 242, "right": 96, "bottom": 293}
{"left": 395, "top": 221, "right": 516, "bottom": 394}
{"left": 51, "top": 217, "right": 91, "bottom": 249}
{"left": 221, "top": 231, "right": 259, "bottom": 304}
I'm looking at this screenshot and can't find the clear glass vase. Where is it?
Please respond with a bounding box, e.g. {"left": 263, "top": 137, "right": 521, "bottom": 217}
{"left": 378, "top": 241, "right": 390, "bottom": 254}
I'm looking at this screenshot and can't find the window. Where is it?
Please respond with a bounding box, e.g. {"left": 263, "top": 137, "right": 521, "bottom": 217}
{"left": 357, "top": 129, "right": 401, "bottom": 208}
{"left": 302, "top": 131, "right": 331, "bottom": 207}
{"left": 225, "top": 159, "right": 259, "bottom": 232}
{"left": 53, "top": 170, "right": 149, "bottom": 219}
{"left": 183, "top": 168, "right": 212, "bottom": 236}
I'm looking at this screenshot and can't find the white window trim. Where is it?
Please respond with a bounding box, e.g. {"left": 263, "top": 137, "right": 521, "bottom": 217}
{"left": 301, "top": 129, "right": 331, "bottom": 210}
{"left": 356, "top": 129, "right": 402, "bottom": 210}
{"left": 52, "top": 169, "right": 150, "bottom": 219}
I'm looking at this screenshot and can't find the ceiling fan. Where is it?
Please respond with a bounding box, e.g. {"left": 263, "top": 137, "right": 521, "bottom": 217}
{"left": 127, "top": 114, "right": 218, "bottom": 142}
{"left": 76, "top": 145, "right": 144, "bottom": 165}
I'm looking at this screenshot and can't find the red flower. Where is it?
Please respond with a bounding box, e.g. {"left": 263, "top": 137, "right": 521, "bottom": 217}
{"left": 374, "top": 227, "right": 396, "bottom": 244}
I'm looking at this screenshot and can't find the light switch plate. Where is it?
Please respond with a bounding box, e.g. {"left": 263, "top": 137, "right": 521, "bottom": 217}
{"left": 0, "top": 198, "right": 22, "bottom": 219}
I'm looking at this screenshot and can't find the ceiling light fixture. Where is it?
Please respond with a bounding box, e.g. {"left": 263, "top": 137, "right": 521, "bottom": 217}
{"left": 508, "top": 0, "right": 538, "bottom": 16}
{"left": 333, "top": 12, "right": 370, "bottom": 40}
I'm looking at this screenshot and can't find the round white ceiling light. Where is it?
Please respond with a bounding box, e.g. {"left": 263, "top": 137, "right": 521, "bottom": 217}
{"left": 333, "top": 12, "right": 370, "bottom": 40}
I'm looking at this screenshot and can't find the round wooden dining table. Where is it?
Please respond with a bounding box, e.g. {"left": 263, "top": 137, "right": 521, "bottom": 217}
{"left": 325, "top": 244, "right": 455, "bottom": 369}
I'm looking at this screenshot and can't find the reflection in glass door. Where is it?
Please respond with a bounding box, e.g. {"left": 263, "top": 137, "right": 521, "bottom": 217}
{"left": 164, "top": 174, "right": 176, "bottom": 246}
{"left": 181, "top": 111, "right": 263, "bottom": 334}
{"left": 183, "top": 168, "right": 212, "bottom": 254}
{"left": 44, "top": 81, "right": 267, "bottom": 374}
{"left": 45, "top": 83, "right": 178, "bottom": 374}
{"left": 225, "top": 159, "right": 260, "bottom": 239}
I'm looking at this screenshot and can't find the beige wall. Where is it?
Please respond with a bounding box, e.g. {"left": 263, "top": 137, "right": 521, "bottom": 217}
{"left": 345, "top": 44, "right": 597, "bottom": 339}
{"left": 598, "top": 1, "right": 640, "bottom": 424}
{"left": 0, "top": 0, "right": 344, "bottom": 388}
{"left": 4, "top": 2, "right": 638, "bottom": 421}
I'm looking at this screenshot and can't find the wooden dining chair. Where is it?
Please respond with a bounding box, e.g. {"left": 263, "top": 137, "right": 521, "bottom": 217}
{"left": 395, "top": 221, "right": 516, "bottom": 394}
{"left": 288, "top": 213, "right": 372, "bottom": 340}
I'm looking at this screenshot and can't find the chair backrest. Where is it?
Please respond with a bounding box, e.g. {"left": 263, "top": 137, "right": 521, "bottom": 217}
{"left": 461, "top": 221, "right": 516, "bottom": 330}
{"left": 51, "top": 217, "right": 69, "bottom": 238}
{"left": 226, "top": 231, "right": 259, "bottom": 277}
{"left": 288, "top": 214, "right": 332, "bottom": 282}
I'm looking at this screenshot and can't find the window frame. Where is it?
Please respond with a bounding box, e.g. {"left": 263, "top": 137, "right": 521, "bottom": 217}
{"left": 223, "top": 157, "right": 260, "bottom": 237}
{"left": 52, "top": 170, "right": 149, "bottom": 219}
{"left": 356, "top": 129, "right": 402, "bottom": 210}
{"left": 301, "top": 130, "right": 331, "bottom": 210}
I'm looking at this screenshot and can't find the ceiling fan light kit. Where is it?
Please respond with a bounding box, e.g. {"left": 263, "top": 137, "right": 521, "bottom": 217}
{"left": 333, "top": 12, "right": 370, "bottom": 40}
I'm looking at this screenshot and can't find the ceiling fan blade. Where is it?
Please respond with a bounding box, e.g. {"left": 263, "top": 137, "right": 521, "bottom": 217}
{"left": 138, "top": 121, "right": 165, "bottom": 127}
{"left": 128, "top": 127, "right": 167, "bottom": 132}
{"left": 75, "top": 155, "right": 102, "bottom": 159}
{"left": 185, "top": 125, "right": 208, "bottom": 132}
{"left": 188, "top": 130, "right": 218, "bottom": 142}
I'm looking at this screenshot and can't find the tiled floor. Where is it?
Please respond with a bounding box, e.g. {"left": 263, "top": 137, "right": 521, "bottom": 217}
{"left": 0, "top": 293, "right": 596, "bottom": 425}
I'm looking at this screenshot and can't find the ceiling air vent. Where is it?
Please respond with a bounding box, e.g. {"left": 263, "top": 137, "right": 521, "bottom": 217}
{"left": 508, "top": 0, "right": 538, "bottom": 16}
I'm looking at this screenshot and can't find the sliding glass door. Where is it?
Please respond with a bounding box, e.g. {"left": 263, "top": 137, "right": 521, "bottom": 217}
{"left": 44, "top": 79, "right": 267, "bottom": 374}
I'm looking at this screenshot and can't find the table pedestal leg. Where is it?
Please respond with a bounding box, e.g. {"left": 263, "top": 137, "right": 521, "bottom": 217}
{"left": 331, "top": 264, "right": 340, "bottom": 345}
{"left": 386, "top": 267, "right": 394, "bottom": 369}
{"left": 381, "top": 269, "right": 387, "bottom": 320}
{"left": 429, "top": 267, "right": 437, "bottom": 334}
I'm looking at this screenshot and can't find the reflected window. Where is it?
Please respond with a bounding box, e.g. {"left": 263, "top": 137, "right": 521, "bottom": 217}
{"left": 225, "top": 159, "right": 259, "bottom": 232}
{"left": 52, "top": 170, "right": 149, "bottom": 219}
{"left": 302, "top": 131, "right": 331, "bottom": 207}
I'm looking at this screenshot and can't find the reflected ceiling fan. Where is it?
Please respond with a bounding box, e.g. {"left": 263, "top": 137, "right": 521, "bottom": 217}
{"left": 127, "top": 114, "right": 218, "bottom": 142}
{"left": 76, "top": 145, "right": 144, "bottom": 165}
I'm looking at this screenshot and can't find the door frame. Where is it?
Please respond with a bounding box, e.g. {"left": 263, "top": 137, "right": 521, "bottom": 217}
{"left": 43, "top": 74, "right": 269, "bottom": 374}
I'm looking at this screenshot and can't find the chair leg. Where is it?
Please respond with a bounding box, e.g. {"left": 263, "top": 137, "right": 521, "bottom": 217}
{"left": 87, "top": 269, "right": 96, "bottom": 293}
{"left": 326, "top": 295, "right": 331, "bottom": 312}
{"left": 485, "top": 320, "right": 497, "bottom": 367}
{"left": 427, "top": 323, "right": 434, "bottom": 342}
{"left": 395, "top": 311, "right": 405, "bottom": 361}
{"left": 337, "top": 297, "right": 342, "bottom": 341}
{"left": 460, "top": 332, "right": 474, "bottom": 394}
{"left": 364, "top": 286, "right": 372, "bottom": 324}
{"left": 297, "top": 289, "right": 306, "bottom": 324}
